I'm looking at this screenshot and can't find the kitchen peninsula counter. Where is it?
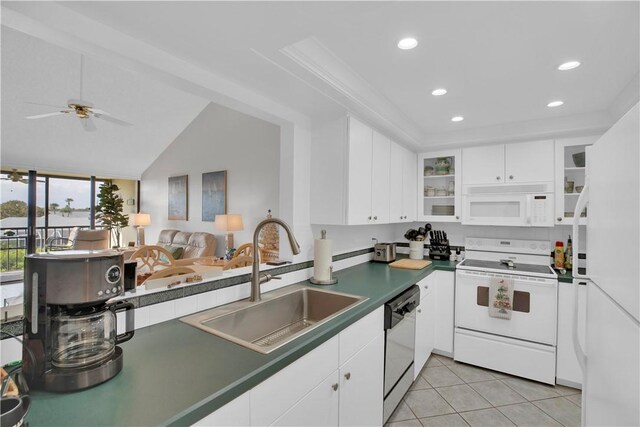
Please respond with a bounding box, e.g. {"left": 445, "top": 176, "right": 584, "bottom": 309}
{"left": 27, "top": 259, "right": 456, "bottom": 426}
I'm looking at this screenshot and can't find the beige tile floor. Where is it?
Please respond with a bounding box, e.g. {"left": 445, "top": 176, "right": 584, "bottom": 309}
{"left": 386, "top": 355, "right": 581, "bottom": 427}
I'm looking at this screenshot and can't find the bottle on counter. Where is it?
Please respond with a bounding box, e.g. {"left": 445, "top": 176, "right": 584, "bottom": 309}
{"left": 554, "top": 241, "right": 565, "bottom": 269}
{"left": 564, "top": 235, "right": 573, "bottom": 270}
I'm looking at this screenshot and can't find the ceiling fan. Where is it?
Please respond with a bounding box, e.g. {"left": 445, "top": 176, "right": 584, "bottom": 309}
{"left": 1, "top": 169, "right": 45, "bottom": 184}
{"left": 24, "top": 54, "right": 133, "bottom": 132}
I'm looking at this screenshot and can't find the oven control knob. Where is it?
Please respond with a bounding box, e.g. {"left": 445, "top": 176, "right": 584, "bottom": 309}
{"left": 98, "top": 290, "right": 104, "bottom": 296}
{"left": 105, "top": 289, "right": 111, "bottom": 295}
{"left": 112, "top": 287, "right": 118, "bottom": 293}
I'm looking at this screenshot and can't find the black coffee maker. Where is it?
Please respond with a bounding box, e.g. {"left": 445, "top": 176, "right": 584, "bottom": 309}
{"left": 23, "top": 250, "right": 135, "bottom": 392}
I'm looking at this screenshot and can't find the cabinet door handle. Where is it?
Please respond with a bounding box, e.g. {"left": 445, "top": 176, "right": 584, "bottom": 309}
{"left": 400, "top": 216, "right": 403, "bottom": 220}
{"left": 368, "top": 216, "right": 372, "bottom": 220}
{"left": 557, "top": 217, "right": 563, "bottom": 222}
{"left": 455, "top": 216, "right": 459, "bottom": 220}
{"left": 509, "top": 175, "right": 514, "bottom": 180}
{"left": 332, "top": 383, "right": 339, "bottom": 391}
{"left": 424, "top": 285, "right": 429, "bottom": 290}
{"left": 417, "top": 309, "right": 422, "bottom": 313}
{"left": 344, "top": 372, "right": 351, "bottom": 380}
{"left": 496, "top": 176, "right": 501, "bottom": 181}
{"left": 374, "top": 216, "right": 377, "bottom": 220}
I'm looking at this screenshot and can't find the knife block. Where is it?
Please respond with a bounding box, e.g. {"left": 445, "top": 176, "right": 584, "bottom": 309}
{"left": 429, "top": 241, "right": 451, "bottom": 260}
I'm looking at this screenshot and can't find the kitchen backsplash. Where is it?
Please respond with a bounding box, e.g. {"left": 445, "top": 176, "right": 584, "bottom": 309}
{"left": 393, "top": 222, "right": 587, "bottom": 252}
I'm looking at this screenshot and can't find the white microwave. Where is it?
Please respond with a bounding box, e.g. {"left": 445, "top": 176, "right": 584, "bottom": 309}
{"left": 462, "top": 182, "right": 554, "bottom": 227}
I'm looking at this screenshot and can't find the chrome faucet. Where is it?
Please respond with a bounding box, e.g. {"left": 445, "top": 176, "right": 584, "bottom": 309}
{"left": 250, "top": 217, "right": 301, "bottom": 302}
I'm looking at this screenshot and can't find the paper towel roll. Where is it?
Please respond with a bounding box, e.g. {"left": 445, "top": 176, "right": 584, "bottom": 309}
{"left": 314, "top": 239, "right": 332, "bottom": 281}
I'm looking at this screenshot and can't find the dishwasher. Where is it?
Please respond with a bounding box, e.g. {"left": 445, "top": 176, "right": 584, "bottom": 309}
{"left": 383, "top": 284, "right": 420, "bottom": 423}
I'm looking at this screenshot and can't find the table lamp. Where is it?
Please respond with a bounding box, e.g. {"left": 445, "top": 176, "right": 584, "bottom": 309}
{"left": 214, "top": 214, "right": 244, "bottom": 251}
{"left": 130, "top": 213, "right": 151, "bottom": 246}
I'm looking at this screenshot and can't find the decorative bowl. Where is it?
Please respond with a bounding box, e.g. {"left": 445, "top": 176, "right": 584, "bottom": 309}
{"left": 575, "top": 186, "right": 584, "bottom": 193}
{"left": 572, "top": 152, "right": 586, "bottom": 167}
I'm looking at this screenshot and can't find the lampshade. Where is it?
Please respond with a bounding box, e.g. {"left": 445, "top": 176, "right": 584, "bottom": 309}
{"left": 214, "top": 214, "right": 244, "bottom": 232}
{"left": 130, "top": 213, "right": 151, "bottom": 227}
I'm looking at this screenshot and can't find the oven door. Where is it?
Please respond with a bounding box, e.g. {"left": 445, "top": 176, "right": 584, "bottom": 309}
{"left": 455, "top": 269, "right": 558, "bottom": 345}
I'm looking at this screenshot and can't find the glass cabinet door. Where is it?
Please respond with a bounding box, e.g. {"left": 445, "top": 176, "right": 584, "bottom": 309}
{"left": 554, "top": 136, "right": 599, "bottom": 225}
{"left": 418, "top": 149, "right": 461, "bottom": 222}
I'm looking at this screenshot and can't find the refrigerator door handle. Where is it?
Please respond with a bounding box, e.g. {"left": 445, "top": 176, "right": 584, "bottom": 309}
{"left": 572, "top": 183, "right": 589, "bottom": 373}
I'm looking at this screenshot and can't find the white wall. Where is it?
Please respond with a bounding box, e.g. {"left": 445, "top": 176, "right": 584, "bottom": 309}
{"left": 141, "top": 102, "right": 280, "bottom": 257}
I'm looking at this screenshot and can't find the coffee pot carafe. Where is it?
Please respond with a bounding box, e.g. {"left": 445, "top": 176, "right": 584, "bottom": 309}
{"left": 23, "top": 250, "right": 134, "bottom": 392}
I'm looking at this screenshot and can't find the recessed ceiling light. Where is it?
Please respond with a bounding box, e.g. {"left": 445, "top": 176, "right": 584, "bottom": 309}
{"left": 432, "top": 88, "right": 447, "bottom": 96}
{"left": 451, "top": 116, "right": 464, "bottom": 122}
{"left": 397, "top": 38, "right": 418, "bottom": 50}
{"left": 547, "top": 100, "right": 564, "bottom": 107}
{"left": 558, "top": 61, "right": 581, "bottom": 71}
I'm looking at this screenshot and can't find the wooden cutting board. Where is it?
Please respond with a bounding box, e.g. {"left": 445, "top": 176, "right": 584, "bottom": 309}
{"left": 389, "top": 258, "right": 432, "bottom": 270}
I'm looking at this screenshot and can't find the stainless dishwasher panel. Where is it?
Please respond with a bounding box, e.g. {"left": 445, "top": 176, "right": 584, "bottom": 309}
{"left": 384, "top": 311, "right": 416, "bottom": 396}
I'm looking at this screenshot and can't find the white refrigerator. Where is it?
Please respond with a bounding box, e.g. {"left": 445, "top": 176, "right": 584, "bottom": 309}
{"left": 572, "top": 102, "right": 640, "bottom": 426}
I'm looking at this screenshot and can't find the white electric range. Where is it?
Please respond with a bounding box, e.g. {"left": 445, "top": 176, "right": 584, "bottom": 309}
{"left": 454, "top": 238, "right": 559, "bottom": 384}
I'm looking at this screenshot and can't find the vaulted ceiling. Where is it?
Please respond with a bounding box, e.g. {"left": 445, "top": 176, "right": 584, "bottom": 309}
{"left": 1, "top": 1, "right": 638, "bottom": 178}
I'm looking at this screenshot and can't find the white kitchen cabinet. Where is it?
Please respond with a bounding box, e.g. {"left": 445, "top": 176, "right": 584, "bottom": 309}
{"left": 346, "top": 117, "right": 373, "bottom": 225}
{"left": 339, "top": 306, "right": 384, "bottom": 365}
{"left": 272, "top": 371, "right": 340, "bottom": 427}
{"left": 434, "top": 271, "right": 455, "bottom": 356}
{"left": 418, "top": 149, "right": 462, "bottom": 222}
{"left": 414, "top": 275, "right": 436, "bottom": 378}
{"left": 554, "top": 135, "right": 599, "bottom": 225}
{"left": 556, "top": 280, "right": 587, "bottom": 388}
{"left": 311, "top": 115, "right": 393, "bottom": 225}
{"left": 339, "top": 332, "right": 384, "bottom": 426}
{"left": 390, "top": 143, "right": 418, "bottom": 223}
{"left": 251, "top": 337, "right": 339, "bottom": 426}
{"left": 370, "top": 130, "right": 391, "bottom": 224}
{"left": 462, "top": 140, "right": 554, "bottom": 186}
{"left": 192, "top": 392, "right": 250, "bottom": 426}
{"left": 462, "top": 144, "right": 505, "bottom": 185}
{"left": 505, "top": 140, "right": 554, "bottom": 183}
{"left": 244, "top": 307, "right": 383, "bottom": 427}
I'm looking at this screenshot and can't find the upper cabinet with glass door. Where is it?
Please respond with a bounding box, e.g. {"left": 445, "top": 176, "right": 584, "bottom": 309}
{"left": 554, "top": 135, "right": 600, "bottom": 225}
{"left": 418, "top": 149, "right": 461, "bottom": 222}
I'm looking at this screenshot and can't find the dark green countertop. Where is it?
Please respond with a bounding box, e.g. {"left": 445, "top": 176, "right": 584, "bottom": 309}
{"left": 27, "top": 259, "right": 457, "bottom": 427}
{"left": 557, "top": 270, "right": 574, "bottom": 283}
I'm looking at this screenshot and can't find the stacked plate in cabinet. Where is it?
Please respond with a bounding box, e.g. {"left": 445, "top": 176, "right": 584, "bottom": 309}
{"left": 432, "top": 205, "right": 455, "bottom": 216}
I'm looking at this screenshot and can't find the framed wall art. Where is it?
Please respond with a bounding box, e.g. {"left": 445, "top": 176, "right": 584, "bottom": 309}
{"left": 168, "top": 175, "right": 188, "bottom": 220}
{"left": 202, "top": 170, "right": 227, "bottom": 221}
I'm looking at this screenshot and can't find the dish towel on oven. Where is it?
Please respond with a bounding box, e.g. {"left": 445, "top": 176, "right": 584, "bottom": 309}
{"left": 489, "top": 277, "right": 514, "bottom": 319}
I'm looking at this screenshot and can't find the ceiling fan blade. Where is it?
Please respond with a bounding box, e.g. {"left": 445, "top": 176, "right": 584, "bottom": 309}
{"left": 80, "top": 117, "right": 97, "bottom": 132}
{"left": 25, "top": 111, "right": 70, "bottom": 119}
{"left": 24, "top": 101, "right": 69, "bottom": 109}
{"left": 90, "top": 108, "right": 111, "bottom": 116}
{"left": 94, "top": 113, "right": 133, "bottom": 127}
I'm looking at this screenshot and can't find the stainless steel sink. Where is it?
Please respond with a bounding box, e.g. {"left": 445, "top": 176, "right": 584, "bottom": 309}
{"left": 181, "top": 284, "right": 367, "bottom": 353}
